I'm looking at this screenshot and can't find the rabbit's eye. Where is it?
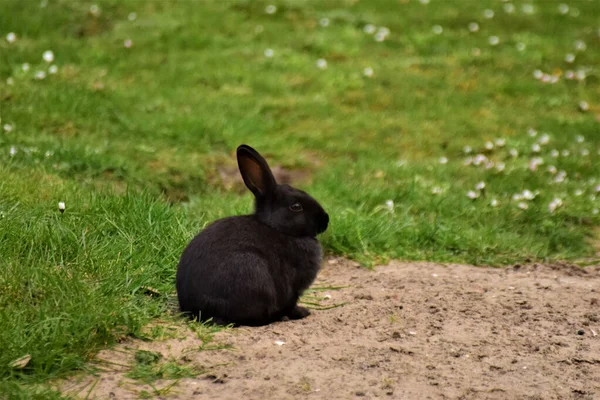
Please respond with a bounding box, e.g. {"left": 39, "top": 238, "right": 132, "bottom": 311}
{"left": 289, "top": 202, "right": 303, "bottom": 212}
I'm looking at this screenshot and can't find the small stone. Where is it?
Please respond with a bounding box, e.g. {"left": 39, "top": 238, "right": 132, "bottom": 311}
{"left": 577, "top": 329, "right": 585, "bottom": 336}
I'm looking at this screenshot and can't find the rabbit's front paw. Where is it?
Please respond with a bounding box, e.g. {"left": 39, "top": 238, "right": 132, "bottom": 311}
{"left": 287, "top": 305, "right": 311, "bottom": 320}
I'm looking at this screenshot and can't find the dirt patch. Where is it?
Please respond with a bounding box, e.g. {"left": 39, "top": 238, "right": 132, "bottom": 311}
{"left": 62, "top": 258, "right": 600, "bottom": 399}
{"left": 215, "top": 163, "right": 313, "bottom": 193}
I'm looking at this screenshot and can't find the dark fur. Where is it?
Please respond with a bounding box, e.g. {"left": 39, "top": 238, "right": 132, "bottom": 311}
{"left": 176, "top": 144, "right": 329, "bottom": 326}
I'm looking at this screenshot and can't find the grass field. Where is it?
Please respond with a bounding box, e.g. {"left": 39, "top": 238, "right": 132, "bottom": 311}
{"left": 1, "top": 0, "right": 599, "bottom": 397}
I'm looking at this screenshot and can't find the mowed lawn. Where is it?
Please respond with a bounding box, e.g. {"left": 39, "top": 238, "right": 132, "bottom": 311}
{"left": 1, "top": 0, "right": 599, "bottom": 396}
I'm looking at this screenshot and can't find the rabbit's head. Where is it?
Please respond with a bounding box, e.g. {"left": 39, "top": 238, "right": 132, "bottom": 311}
{"left": 237, "top": 144, "right": 329, "bottom": 238}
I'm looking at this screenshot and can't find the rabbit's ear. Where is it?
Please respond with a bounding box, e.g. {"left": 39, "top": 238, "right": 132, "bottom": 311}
{"left": 237, "top": 145, "right": 277, "bottom": 198}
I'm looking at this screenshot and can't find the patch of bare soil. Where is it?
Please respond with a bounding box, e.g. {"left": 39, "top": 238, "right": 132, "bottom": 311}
{"left": 63, "top": 258, "right": 600, "bottom": 400}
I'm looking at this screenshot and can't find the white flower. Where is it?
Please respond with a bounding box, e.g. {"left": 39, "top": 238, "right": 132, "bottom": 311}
{"left": 484, "top": 161, "right": 495, "bottom": 170}
{"left": 419, "top": 0, "right": 430, "bottom": 4}
{"left": 484, "top": 9, "right": 494, "bottom": 19}
{"left": 495, "top": 138, "right": 505, "bottom": 147}
{"left": 509, "top": 149, "right": 519, "bottom": 158}
{"left": 364, "top": 24, "right": 376, "bottom": 34}
{"left": 124, "top": 39, "right": 133, "bottom": 48}
{"left": 495, "top": 162, "right": 505, "bottom": 172}
{"left": 522, "top": 189, "right": 536, "bottom": 200}
{"left": 488, "top": 36, "right": 500, "bottom": 46}
{"left": 9, "top": 146, "right": 17, "bottom": 156}
{"left": 473, "top": 154, "right": 488, "bottom": 165}
{"left": 316, "top": 59, "right": 327, "bottom": 69}
{"left": 467, "top": 190, "right": 479, "bottom": 199}
{"left": 468, "top": 22, "right": 479, "bottom": 32}
{"left": 385, "top": 200, "right": 394, "bottom": 211}
{"left": 547, "top": 165, "right": 557, "bottom": 174}
{"left": 554, "top": 171, "right": 567, "bottom": 183}
{"left": 128, "top": 12, "right": 137, "bottom": 21}
{"left": 463, "top": 146, "right": 472, "bottom": 154}
{"left": 265, "top": 5, "right": 277, "bottom": 14}
{"left": 576, "top": 135, "right": 585, "bottom": 143}
{"left": 561, "top": 150, "right": 570, "bottom": 157}
{"left": 531, "top": 144, "right": 541, "bottom": 153}
{"left": 518, "top": 202, "right": 528, "bottom": 210}
{"left": 565, "top": 53, "right": 575, "bottom": 63}
{"left": 463, "top": 157, "right": 473, "bottom": 166}
{"left": 551, "top": 149, "right": 559, "bottom": 157}
{"left": 35, "top": 71, "right": 46, "bottom": 80}
{"left": 48, "top": 65, "right": 58, "bottom": 74}
{"left": 431, "top": 187, "right": 443, "bottom": 195}
{"left": 565, "top": 70, "right": 575, "bottom": 79}
{"left": 516, "top": 42, "right": 526, "bottom": 51}
{"left": 485, "top": 141, "right": 494, "bottom": 150}
{"left": 581, "top": 149, "right": 590, "bottom": 156}
{"left": 533, "top": 70, "right": 543, "bottom": 79}
{"left": 439, "top": 156, "right": 448, "bottom": 164}
{"left": 558, "top": 4, "right": 569, "bottom": 14}
{"left": 512, "top": 193, "right": 523, "bottom": 201}
{"left": 378, "top": 27, "right": 390, "bottom": 36}
{"left": 319, "top": 18, "right": 330, "bottom": 27}
{"left": 323, "top": 293, "right": 332, "bottom": 300}
{"left": 58, "top": 202, "right": 66, "bottom": 212}
{"left": 42, "top": 50, "right": 54, "bottom": 63}
{"left": 574, "top": 189, "right": 583, "bottom": 196}
{"left": 89, "top": 4, "right": 100, "bottom": 16}
{"left": 475, "top": 181, "right": 486, "bottom": 191}
{"left": 6, "top": 77, "right": 14, "bottom": 85}
{"left": 595, "top": 185, "right": 600, "bottom": 193}
{"left": 528, "top": 128, "right": 537, "bottom": 137}
{"left": 22, "top": 63, "right": 30, "bottom": 72}
{"left": 548, "top": 198, "right": 563, "bottom": 213}
{"left": 45, "top": 150, "right": 53, "bottom": 157}
{"left": 529, "top": 157, "right": 543, "bottom": 171}
{"left": 490, "top": 199, "right": 499, "bottom": 207}
{"left": 363, "top": 67, "right": 373, "bottom": 77}
{"left": 3, "top": 124, "right": 13, "bottom": 132}
{"left": 593, "top": 209, "right": 599, "bottom": 215}
{"left": 575, "top": 70, "right": 586, "bottom": 81}
{"left": 574, "top": 40, "right": 586, "bottom": 51}
{"left": 503, "top": 3, "right": 515, "bottom": 13}
{"left": 579, "top": 101, "right": 589, "bottom": 111}
{"left": 264, "top": 48, "right": 274, "bottom": 58}
{"left": 538, "top": 134, "right": 550, "bottom": 145}
{"left": 432, "top": 25, "right": 443, "bottom": 35}
{"left": 522, "top": 4, "right": 534, "bottom": 14}
{"left": 6, "top": 32, "right": 17, "bottom": 43}
{"left": 375, "top": 27, "right": 390, "bottom": 42}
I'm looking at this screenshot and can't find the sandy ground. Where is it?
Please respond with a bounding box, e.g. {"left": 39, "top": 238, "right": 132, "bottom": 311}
{"left": 62, "top": 258, "right": 600, "bottom": 400}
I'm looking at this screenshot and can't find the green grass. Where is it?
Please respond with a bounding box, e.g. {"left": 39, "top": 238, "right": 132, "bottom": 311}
{"left": 1, "top": 0, "right": 599, "bottom": 396}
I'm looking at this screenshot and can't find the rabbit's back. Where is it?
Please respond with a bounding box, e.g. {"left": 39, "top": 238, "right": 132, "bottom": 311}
{"left": 176, "top": 215, "right": 322, "bottom": 325}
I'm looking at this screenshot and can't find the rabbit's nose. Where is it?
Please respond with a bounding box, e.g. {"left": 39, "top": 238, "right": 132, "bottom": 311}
{"left": 316, "top": 212, "right": 329, "bottom": 234}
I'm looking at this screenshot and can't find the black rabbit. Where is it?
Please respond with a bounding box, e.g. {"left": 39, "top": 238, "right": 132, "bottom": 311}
{"left": 176, "top": 144, "right": 329, "bottom": 326}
